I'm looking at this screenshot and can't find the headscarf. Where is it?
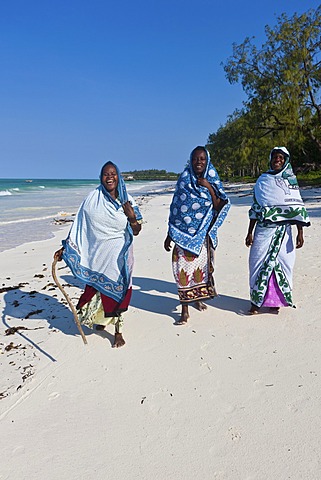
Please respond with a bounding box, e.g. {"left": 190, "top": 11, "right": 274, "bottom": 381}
{"left": 100, "top": 161, "right": 129, "bottom": 207}
{"left": 249, "top": 147, "right": 310, "bottom": 226}
{"left": 267, "top": 146, "right": 290, "bottom": 174}
{"left": 167, "top": 147, "right": 230, "bottom": 255}
{"left": 62, "top": 162, "right": 142, "bottom": 302}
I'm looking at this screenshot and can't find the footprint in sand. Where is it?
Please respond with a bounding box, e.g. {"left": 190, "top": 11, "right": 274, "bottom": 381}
{"left": 13, "top": 446, "right": 25, "bottom": 455}
{"left": 211, "top": 473, "right": 227, "bottom": 480}
{"left": 48, "top": 392, "right": 60, "bottom": 400}
{"left": 224, "top": 404, "right": 236, "bottom": 414}
{"left": 200, "top": 361, "right": 212, "bottom": 372}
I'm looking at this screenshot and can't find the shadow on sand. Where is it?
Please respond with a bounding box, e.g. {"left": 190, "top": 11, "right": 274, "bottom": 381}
{"left": 132, "top": 276, "right": 250, "bottom": 321}
{"left": 1, "top": 284, "right": 104, "bottom": 359}
{"left": 1, "top": 276, "right": 251, "bottom": 357}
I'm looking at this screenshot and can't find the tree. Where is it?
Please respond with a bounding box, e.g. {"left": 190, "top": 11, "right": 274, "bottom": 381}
{"left": 223, "top": 7, "right": 321, "bottom": 160}
{"left": 207, "top": 109, "right": 271, "bottom": 177}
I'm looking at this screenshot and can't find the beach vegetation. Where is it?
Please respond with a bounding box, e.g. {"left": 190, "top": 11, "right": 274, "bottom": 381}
{"left": 122, "top": 169, "right": 179, "bottom": 180}
{"left": 296, "top": 171, "right": 321, "bottom": 186}
{"left": 207, "top": 6, "right": 321, "bottom": 181}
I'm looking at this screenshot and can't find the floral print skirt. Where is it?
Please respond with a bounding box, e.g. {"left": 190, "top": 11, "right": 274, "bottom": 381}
{"left": 172, "top": 237, "right": 217, "bottom": 303}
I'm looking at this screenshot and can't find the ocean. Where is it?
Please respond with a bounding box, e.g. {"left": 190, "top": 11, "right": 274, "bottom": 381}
{"left": 0, "top": 178, "right": 176, "bottom": 253}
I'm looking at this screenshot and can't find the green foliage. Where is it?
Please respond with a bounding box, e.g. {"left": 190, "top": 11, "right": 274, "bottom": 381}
{"left": 122, "top": 169, "right": 179, "bottom": 180}
{"left": 297, "top": 171, "right": 321, "bottom": 186}
{"left": 207, "top": 109, "right": 273, "bottom": 177}
{"left": 208, "top": 7, "right": 321, "bottom": 177}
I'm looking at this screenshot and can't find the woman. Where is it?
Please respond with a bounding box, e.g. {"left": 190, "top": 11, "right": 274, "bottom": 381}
{"left": 54, "top": 161, "right": 142, "bottom": 347}
{"left": 245, "top": 147, "right": 310, "bottom": 314}
{"left": 164, "top": 146, "right": 230, "bottom": 324}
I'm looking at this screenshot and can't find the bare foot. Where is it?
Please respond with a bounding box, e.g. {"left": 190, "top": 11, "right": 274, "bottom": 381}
{"left": 113, "top": 332, "right": 126, "bottom": 348}
{"left": 175, "top": 312, "right": 190, "bottom": 325}
{"left": 194, "top": 301, "right": 207, "bottom": 311}
{"left": 175, "top": 304, "right": 189, "bottom": 325}
{"left": 249, "top": 304, "right": 260, "bottom": 315}
{"left": 270, "top": 307, "right": 280, "bottom": 314}
{"left": 96, "top": 324, "right": 105, "bottom": 331}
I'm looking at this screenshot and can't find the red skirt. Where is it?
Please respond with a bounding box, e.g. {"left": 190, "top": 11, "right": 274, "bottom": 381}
{"left": 77, "top": 285, "right": 132, "bottom": 317}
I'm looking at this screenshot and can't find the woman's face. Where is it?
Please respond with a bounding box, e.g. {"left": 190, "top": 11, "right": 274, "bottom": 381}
{"left": 271, "top": 152, "right": 285, "bottom": 171}
{"left": 101, "top": 164, "right": 118, "bottom": 197}
{"left": 192, "top": 149, "right": 207, "bottom": 177}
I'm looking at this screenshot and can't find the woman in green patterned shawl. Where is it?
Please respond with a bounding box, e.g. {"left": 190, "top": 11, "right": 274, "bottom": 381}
{"left": 245, "top": 147, "right": 310, "bottom": 315}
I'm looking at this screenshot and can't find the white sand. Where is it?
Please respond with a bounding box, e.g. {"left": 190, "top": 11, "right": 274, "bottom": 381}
{"left": 1, "top": 187, "right": 321, "bottom": 480}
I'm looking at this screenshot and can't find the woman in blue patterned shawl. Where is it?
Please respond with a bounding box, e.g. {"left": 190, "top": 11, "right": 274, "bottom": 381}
{"left": 54, "top": 161, "right": 142, "bottom": 348}
{"left": 164, "top": 146, "right": 230, "bottom": 324}
{"left": 245, "top": 147, "right": 310, "bottom": 315}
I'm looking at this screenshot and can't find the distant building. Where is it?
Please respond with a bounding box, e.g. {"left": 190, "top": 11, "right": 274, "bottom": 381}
{"left": 122, "top": 174, "right": 135, "bottom": 181}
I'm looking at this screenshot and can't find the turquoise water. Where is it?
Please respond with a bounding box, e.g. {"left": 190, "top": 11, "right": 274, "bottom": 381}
{"left": 0, "top": 178, "right": 175, "bottom": 252}
{"left": 0, "top": 178, "right": 105, "bottom": 197}
{"left": 0, "top": 177, "right": 169, "bottom": 197}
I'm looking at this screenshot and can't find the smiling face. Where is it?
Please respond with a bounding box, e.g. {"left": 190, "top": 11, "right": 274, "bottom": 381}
{"left": 101, "top": 163, "right": 118, "bottom": 199}
{"left": 192, "top": 148, "right": 207, "bottom": 177}
{"left": 271, "top": 151, "right": 286, "bottom": 172}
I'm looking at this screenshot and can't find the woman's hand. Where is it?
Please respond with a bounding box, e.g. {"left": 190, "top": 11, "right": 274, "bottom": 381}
{"left": 122, "top": 201, "right": 136, "bottom": 222}
{"left": 245, "top": 220, "right": 257, "bottom": 247}
{"left": 130, "top": 222, "right": 142, "bottom": 236}
{"left": 164, "top": 234, "right": 172, "bottom": 252}
{"left": 122, "top": 201, "right": 142, "bottom": 236}
{"left": 197, "top": 178, "right": 211, "bottom": 189}
{"left": 296, "top": 228, "right": 304, "bottom": 249}
{"left": 54, "top": 247, "right": 64, "bottom": 261}
{"left": 245, "top": 233, "right": 253, "bottom": 247}
{"left": 197, "top": 178, "right": 225, "bottom": 211}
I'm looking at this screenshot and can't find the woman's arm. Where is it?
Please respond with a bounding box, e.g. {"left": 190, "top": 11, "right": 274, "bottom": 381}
{"left": 245, "top": 219, "right": 257, "bottom": 247}
{"left": 164, "top": 234, "right": 172, "bottom": 251}
{"left": 197, "top": 178, "right": 227, "bottom": 211}
{"left": 296, "top": 225, "right": 304, "bottom": 249}
{"left": 122, "top": 201, "right": 142, "bottom": 236}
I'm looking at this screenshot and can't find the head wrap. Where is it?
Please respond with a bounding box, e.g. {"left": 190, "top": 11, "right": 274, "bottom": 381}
{"left": 268, "top": 146, "right": 290, "bottom": 174}
{"left": 100, "top": 161, "right": 129, "bottom": 207}
{"left": 249, "top": 147, "right": 310, "bottom": 227}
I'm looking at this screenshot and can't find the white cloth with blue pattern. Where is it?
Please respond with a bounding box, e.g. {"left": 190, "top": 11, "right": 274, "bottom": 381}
{"left": 168, "top": 150, "right": 230, "bottom": 255}
{"left": 62, "top": 163, "right": 142, "bottom": 303}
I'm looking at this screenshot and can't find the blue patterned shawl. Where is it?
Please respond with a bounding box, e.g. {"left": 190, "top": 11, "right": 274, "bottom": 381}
{"left": 62, "top": 163, "right": 142, "bottom": 302}
{"left": 167, "top": 149, "right": 230, "bottom": 255}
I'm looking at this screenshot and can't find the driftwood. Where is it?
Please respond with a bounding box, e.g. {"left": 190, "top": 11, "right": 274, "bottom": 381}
{"left": 51, "top": 257, "right": 87, "bottom": 345}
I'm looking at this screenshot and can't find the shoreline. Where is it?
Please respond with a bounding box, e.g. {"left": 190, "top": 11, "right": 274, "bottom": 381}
{"left": 1, "top": 187, "right": 321, "bottom": 479}
{"left": 2, "top": 180, "right": 320, "bottom": 254}
{"left": 0, "top": 182, "right": 176, "bottom": 254}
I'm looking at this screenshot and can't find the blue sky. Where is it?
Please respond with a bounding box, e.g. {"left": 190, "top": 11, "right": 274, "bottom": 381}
{"left": 1, "top": 0, "right": 320, "bottom": 178}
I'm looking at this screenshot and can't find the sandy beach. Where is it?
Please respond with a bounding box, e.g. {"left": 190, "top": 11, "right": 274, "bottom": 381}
{"left": 1, "top": 186, "right": 321, "bottom": 479}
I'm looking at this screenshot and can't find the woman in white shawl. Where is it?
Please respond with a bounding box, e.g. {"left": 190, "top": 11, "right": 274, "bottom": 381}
{"left": 245, "top": 147, "right": 310, "bottom": 315}
{"left": 54, "top": 161, "right": 142, "bottom": 347}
